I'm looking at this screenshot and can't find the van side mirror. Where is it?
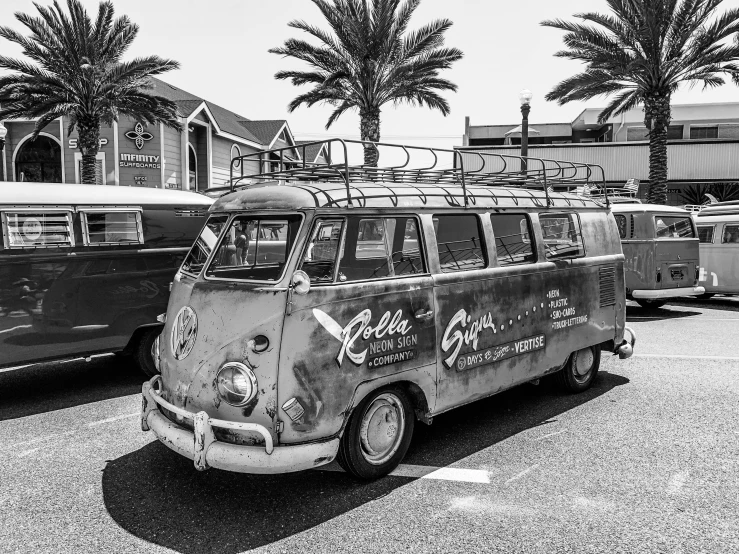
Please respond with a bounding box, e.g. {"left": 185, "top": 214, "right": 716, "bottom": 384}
{"left": 291, "top": 270, "right": 311, "bottom": 295}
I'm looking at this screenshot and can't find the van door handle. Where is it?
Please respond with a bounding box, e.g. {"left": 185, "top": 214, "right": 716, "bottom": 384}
{"left": 414, "top": 308, "right": 434, "bottom": 322}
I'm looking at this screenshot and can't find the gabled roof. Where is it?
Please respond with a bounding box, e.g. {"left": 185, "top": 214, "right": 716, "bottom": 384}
{"left": 148, "top": 78, "right": 291, "bottom": 147}
{"left": 296, "top": 140, "right": 329, "bottom": 163}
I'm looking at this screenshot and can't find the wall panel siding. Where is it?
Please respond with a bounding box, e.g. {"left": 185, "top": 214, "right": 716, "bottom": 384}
{"left": 211, "top": 136, "right": 260, "bottom": 187}
{"left": 462, "top": 142, "right": 739, "bottom": 182}
{"left": 163, "top": 126, "right": 182, "bottom": 189}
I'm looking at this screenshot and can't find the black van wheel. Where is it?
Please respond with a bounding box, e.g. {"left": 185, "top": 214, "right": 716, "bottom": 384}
{"left": 697, "top": 293, "right": 715, "bottom": 300}
{"left": 337, "top": 387, "right": 414, "bottom": 480}
{"left": 135, "top": 328, "right": 160, "bottom": 378}
{"left": 636, "top": 299, "right": 666, "bottom": 310}
{"left": 557, "top": 345, "right": 601, "bottom": 393}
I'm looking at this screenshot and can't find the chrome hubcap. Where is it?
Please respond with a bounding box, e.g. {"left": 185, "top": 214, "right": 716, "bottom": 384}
{"left": 573, "top": 347, "right": 595, "bottom": 382}
{"left": 359, "top": 393, "right": 405, "bottom": 466}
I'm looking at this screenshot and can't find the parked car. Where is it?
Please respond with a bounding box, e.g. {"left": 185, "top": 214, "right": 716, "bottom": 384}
{"left": 693, "top": 201, "right": 739, "bottom": 298}
{"left": 141, "top": 140, "right": 635, "bottom": 480}
{"left": 609, "top": 202, "right": 704, "bottom": 309}
{"left": 0, "top": 182, "right": 212, "bottom": 374}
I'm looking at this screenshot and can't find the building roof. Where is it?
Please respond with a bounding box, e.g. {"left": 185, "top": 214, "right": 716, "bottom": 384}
{"left": 295, "top": 141, "right": 328, "bottom": 162}
{"left": 149, "top": 78, "right": 288, "bottom": 147}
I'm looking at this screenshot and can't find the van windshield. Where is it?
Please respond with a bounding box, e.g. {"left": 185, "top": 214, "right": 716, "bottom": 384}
{"left": 205, "top": 215, "right": 302, "bottom": 281}
{"left": 181, "top": 215, "right": 229, "bottom": 274}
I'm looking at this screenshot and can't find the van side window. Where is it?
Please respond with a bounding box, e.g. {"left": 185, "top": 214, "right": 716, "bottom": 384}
{"left": 340, "top": 216, "right": 425, "bottom": 282}
{"left": 2, "top": 211, "right": 74, "bottom": 248}
{"left": 697, "top": 225, "right": 715, "bottom": 243}
{"left": 540, "top": 213, "right": 585, "bottom": 259}
{"left": 433, "top": 215, "right": 486, "bottom": 272}
{"left": 614, "top": 214, "right": 628, "bottom": 239}
{"left": 723, "top": 225, "right": 739, "bottom": 244}
{"left": 301, "top": 219, "right": 345, "bottom": 283}
{"left": 655, "top": 216, "right": 695, "bottom": 238}
{"left": 490, "top": 214, "right": 536, "bottom": 266}
{"left": 81, "top": 211, "right": 143, "bottom": 245}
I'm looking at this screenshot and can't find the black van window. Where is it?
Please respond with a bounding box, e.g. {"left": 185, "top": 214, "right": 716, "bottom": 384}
{"left": 433, "top": 215, "right": 486, "bottom": 272}
{"left": 697, "top": 225, "right": 715, "bottom": 243}
{"left": 339, "top": 216, "right": 425, "bottom": 282}
{"left": 490, "top": 214, "right": 536, "bottom": 266}
{"left": 655, "top": 216, "right": 695, "bottom": 238}
{"left": 181, "top": 215, "right": 229, "bottom": 275}
{"left": 301, "top": 219, "right": 345, "bottom": 283}
{"left": 82, "top": 211, "right": 142, "bottom": 245}
{"left": 2, "top": 211, "right": 74, "bottom": 248}
{"left": 540, "top": 213, "right": 585, "bottom": 259}
{"left": 723, "top": 225, "right": 739, "bottom": 244}
{"left": 206, "top": 215, "right": 301, "bottom": 281}
{"left": 614, "top": 214, "right": 628, "bottom": 239}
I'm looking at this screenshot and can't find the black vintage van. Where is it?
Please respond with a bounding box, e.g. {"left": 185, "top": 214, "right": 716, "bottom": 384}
{"left": 0, "top": 182, "right": 212, "bottom": 374}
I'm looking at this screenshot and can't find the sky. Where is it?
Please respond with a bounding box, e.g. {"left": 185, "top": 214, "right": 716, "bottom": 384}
{"left": 2, "top": 0, "right": 739, "bottom": 156}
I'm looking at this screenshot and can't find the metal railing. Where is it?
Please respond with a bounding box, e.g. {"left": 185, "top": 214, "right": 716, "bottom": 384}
{"left": 228, "top": 139, "right": 608, "bottom": 208}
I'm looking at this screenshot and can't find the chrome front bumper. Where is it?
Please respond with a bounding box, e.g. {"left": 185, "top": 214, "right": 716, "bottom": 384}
{"left": 632, "top": 286, "right": 705, "bottom": 299}
{"left": 141, "top": 376, "right": 339, "bottom": 474}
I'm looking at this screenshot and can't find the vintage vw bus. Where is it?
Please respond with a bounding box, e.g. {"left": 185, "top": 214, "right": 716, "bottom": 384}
{"left": 693, "top": 201, "right": 739, "bottom": 297}
{"left": 609, "top": 202, "right": 704, "bottom": 309}
{"left": 141, "top": 140, "right": 635, "bottom": 479}
{"left": 0, "top": 183, "right": 212, "bottom": 374}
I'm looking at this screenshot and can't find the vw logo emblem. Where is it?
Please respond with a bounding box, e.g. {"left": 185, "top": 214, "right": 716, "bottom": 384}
{"left": 171, "top": 306, "right": 198, "bottom": 360}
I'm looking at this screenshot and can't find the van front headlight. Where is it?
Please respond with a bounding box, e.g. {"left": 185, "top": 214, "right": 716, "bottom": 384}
{"left": 216, "top": 362, "right": 258, "bottom": 406}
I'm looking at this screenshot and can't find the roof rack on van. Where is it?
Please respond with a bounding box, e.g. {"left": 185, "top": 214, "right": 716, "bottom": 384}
{"left": 228, "top": 139, "right": 608, "bottom": 209}
{"left": 695, "top": 199, "right": 739, "bottom": 216}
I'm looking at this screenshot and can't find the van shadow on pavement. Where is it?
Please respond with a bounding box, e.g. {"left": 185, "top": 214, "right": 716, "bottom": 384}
{"left": 0, "top": 355, "right": 142, "bottom": 421}
{"left": 626, "top": 304, "right": 702, "bottom": 321}
{"left": 102, "top": 371, "right": 629, "bottom": 554}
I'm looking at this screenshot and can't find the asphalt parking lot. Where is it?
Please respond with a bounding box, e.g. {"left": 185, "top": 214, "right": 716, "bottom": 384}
{"left": 1, "top": 298, "right": 738, "bottom": 553}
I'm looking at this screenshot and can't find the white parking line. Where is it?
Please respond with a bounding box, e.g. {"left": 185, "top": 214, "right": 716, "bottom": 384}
{"left": 534, "top": 429, "right": 567, "bottom": 441}
{"left": 633, "top": 354, "right": 739, "bottom": 361}
{"left": 319, "top": 462, "right": 492, "bottom": 483}
{"left": 0, "top": 324, "right": 32, "bottom": 335}
{"left": 628, "top": 318, "right": 739, "bottom": 321}
{"left": 87, "top": 412, "right": 138, "bottom": 427}
{"left": 505, "top": 464, "right": 540, "bottom": 484}
{"left": 666, "top": 471, "right": 689, "bottom": 495}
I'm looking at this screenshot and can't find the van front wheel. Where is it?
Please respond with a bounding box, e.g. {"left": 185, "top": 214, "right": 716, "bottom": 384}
{"left": 557, "top": 345, "right": 601, "bottom": 393}
{"left": 337, "top": 387, "right": 414, "bottom": 480}
{"left": 135, "top": 328, "right": 160, "bottom": 378}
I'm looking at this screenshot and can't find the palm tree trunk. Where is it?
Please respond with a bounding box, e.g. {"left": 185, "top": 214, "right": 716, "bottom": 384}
{"left": 644, "top": 95, "right": 671, "bottom": 205}
{"left": 360, "top": 109, "right": 381, "bottom": 167}
{"left": 78, "top": 117, "right": 101, "bottom": 185}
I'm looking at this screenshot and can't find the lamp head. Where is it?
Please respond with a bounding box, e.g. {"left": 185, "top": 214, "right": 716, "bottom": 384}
{"left": 519, "top": 89, "right": 533, "bottom": 106}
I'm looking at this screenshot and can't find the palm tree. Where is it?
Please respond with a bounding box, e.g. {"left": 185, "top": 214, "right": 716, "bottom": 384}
{"left": 270, "top": 0, "right": 463, "bottom": 166}
{"left": 0, "top": 0, "right": 181, "bottom": 184}
{"left": 542, "top": 0, "right": 739, "bottom": 204}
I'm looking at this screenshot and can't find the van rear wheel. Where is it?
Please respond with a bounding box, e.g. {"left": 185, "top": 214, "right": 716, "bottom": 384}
{"left": 337, "top": 387, "right": 414, "bottom": 480}
{"left": 636, "top": 299, "right": 666, "bottom": 309}
{"left": 557, "top": 345, "right": 601, "bottom": 393}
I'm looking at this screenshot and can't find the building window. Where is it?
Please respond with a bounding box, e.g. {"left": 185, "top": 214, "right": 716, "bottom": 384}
{"left": 231, "top": 144, "right": 242, "bottom": 175}
{"left": 14, "top": 135, "right": 62, "bottom": 182}
{"left": 627, "top": 125, "right": 683, "bottom": 141}
{"left": 188, "top": 143, "right": 198, "bottom": 191}
{"left": 690, "top": 126, "right": 719, "bottom": 139}
{"left": 74, "top": 152, "right": 106, "bottom": 185}
{"left": 433, "top": 215, "right": 486, "bottom": 273}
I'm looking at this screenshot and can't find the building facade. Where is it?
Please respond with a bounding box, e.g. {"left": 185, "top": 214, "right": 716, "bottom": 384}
{"left": 0, "top": 78, "right": 306, "bottom": 191}
{"left": 462, "top": 103, "right": 739, "bottom": 206}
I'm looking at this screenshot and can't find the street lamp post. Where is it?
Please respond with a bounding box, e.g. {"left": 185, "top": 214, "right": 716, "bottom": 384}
{"left": 519, "top": 89, "right": 533, "bottom": 172}
{"left": 0, "top": 122, "right": 7, "bottom": 181}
